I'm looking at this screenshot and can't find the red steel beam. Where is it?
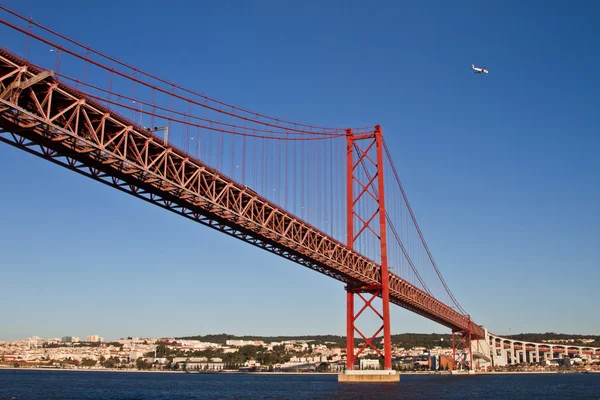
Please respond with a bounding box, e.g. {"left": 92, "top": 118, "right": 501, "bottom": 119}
{"left": 345, "top": 129, "right": 355, "bottom": 369}
{"left": 375, "top": 125, "right": 392, "bottom": 370}
{"left": 0, "top": 49, "right": 485, "bottom": 340}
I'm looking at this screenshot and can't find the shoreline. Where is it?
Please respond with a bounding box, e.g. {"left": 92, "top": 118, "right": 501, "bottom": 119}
{"left": 0, "top": 368, "right": 352, "bottom": 375}
{"left": 2, "top": 367, "right": 598, "bottom": 375}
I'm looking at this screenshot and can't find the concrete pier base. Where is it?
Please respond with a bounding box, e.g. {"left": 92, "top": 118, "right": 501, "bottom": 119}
{"left": 338, "top": 370, "right": 400, "bottom": 383}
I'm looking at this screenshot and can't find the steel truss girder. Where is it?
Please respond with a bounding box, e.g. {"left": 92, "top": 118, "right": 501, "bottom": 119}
{"left": 0, "top": 131, "right": 353, "bottom": 283}
{"left": 0, "top": 48, "right": 484, "bottom": 339}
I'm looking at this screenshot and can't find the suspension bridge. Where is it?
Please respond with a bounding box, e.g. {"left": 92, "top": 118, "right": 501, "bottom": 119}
{"left": 1, "top": 6, "right": 598, "bottom": 382}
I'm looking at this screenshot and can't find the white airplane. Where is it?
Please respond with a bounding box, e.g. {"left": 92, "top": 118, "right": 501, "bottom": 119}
{"left": 472, "top": 64, "right": 488, "bottom": 74}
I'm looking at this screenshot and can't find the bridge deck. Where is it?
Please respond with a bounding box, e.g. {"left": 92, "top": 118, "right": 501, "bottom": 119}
{"left": 0, "top": 49, "right": 484, "bottom": 339}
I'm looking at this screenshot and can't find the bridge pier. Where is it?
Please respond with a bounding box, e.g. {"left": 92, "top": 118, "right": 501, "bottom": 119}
{"left": 338, "top": 369, "right": 399, "bottom": 383}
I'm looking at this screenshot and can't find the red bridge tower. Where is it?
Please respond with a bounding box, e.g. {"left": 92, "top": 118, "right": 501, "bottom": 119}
{"left": 342, "top": 125, "right": 396, "bottom": 381}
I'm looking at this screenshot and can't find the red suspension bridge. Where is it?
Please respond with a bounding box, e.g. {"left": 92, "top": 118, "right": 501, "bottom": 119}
{"left": 0, "top": 6, "right": 485, "bottom": 376}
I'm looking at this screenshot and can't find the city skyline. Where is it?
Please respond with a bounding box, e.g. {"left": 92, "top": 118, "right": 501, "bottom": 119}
{"left": 1, "top": 0, "right": 599, "bottom": 341}
{"left": 3, "top": 330, "right": 599, "bottom": 373}
{"left": 5, "top": 329, "right": 600, "bottom": 344}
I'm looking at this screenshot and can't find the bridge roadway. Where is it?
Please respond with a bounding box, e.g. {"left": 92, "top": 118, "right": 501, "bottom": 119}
{"left": 0, "top": 49, "right": 484, "bottom": 339}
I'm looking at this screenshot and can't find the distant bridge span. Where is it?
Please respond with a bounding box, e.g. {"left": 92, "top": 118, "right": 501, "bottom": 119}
{"left": 473, "top": 332, "right": 600, "bottom": 368}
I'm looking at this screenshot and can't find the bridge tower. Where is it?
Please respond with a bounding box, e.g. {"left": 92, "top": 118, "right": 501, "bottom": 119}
{"left": 339, "top": 125, "right": 398, "bottom": 382}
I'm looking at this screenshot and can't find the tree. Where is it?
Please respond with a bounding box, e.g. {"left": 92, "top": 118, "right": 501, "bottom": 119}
{"left": 102, "top": 357, "right": 116, "bottom": 369}
{"left": 81, "top": 358, "right": 97, "bottom": 367}
{"left": 136, "top": 358, "right": 152, "bottom": 370}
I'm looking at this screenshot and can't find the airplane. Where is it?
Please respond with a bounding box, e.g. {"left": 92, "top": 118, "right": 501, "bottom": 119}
{"left": 472, "top": 64, "right": 488, "bottom": 74}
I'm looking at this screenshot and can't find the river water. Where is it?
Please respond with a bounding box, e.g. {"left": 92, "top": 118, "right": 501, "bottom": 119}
{"left": 1, "top": 370, "right": 599, "bottom": 399}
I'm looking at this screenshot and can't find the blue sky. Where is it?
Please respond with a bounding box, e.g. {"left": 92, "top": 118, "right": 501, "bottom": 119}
{"left": 0, "top": 0, "right": 598, "bottom": 341}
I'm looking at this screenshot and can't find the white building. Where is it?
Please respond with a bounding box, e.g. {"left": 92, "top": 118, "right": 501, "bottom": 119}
{"left": 359, "top": 359, "right": 380, "bottom": 370}
{"left": 225, "top": 340, "right": 264, "bottom": 347}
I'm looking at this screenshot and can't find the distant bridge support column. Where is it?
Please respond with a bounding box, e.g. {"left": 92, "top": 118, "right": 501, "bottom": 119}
{"left": 339, "top": 126, "right": 398, "bottom": 383}
{"left": 543, "top": 350, "right": 551, "bottom": 361}
{"left": 510, "top": 342, "right": 515, "bottom": 365}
